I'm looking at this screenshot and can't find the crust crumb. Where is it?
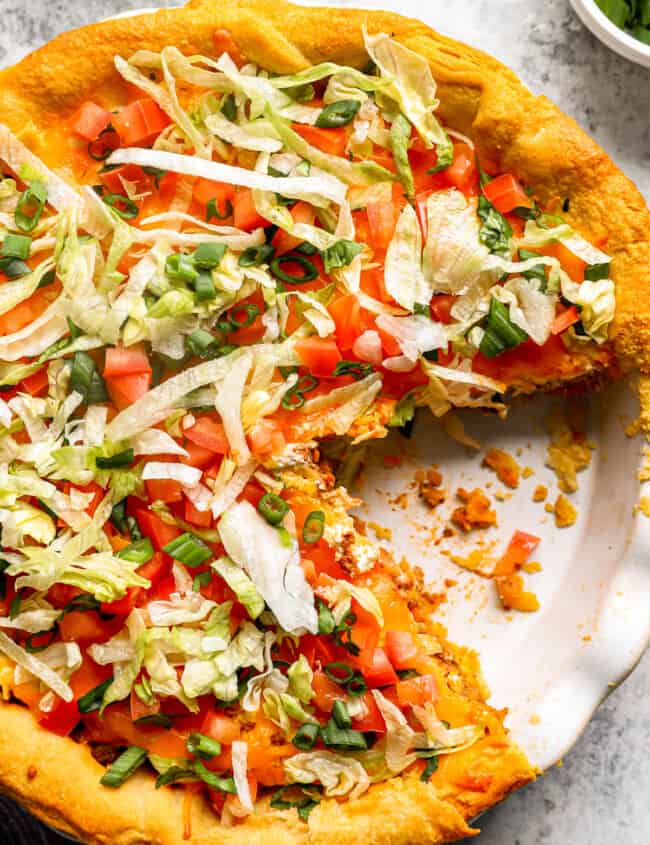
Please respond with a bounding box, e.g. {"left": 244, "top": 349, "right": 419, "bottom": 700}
{"left": 482, "top": 448, "right": 521, "bottom": 488}
{"left": 368, "top": 521, "right": 392, "bottom": 541}
{"left": 553, "top": 494, "right": 578, "bottom": 527}
{"left": 451, "top": 488, "right": 497, "bottom": 532}
{"left": 416, "top": 466, "right": 446, "bottom": 509}
{"left": 546, "top": 408, "right": 594, "bottom": 493}
{"left": 495, "top": 574, "right": 540, "bottom": 612}
{"left": 450, "top": 548, "right": 495, "bottom": 577}
{"left": 532, "top": 484, "right": 548, "bottom": 502}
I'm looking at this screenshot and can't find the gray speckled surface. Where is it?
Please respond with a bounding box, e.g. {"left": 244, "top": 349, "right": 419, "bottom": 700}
{"left": 1, "top": 1, "right": 649, "bottom": 842}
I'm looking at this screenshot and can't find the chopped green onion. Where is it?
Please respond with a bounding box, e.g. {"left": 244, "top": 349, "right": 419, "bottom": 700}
{"left": 9, "top": 594, "right": 21, "bottom": 619}
{"left": 295, "top": 374, "right": 319, "bottom": 394}
{"left": 332, "top": 360, "right": 373, "bottom": 380}
{"left": 117, "top": 537, "right": 154, "bottom": 564}
{"left": 292, "top": 722, "right": 320, "bottom": 750}
{"left": 418, "top": 750, "right": 439, "bottom": 782}
{"left": 132, "top": 713, "right": 172, "bottom": 728}
{"left": 413, "top": 302, "right": 430, "bottom": 317}
{"left": 584, "top": 261, "right": 611, "bottom": 282}
{"left": 194, "top": 271, "right": 217, "bottom": 303}
{"left": 77, "top": 678, "right": 113, "bottom": 714}
{"left": 258, "top": 492, "right": 289, "bottom": 526}
{"left": 281, "top": 390, "right": 305, "bottom": 410}
{"left": 221, "top": 93, "right": 237, "bottom": 121}
{"left": 317, "top": 600, "right": 335, "bottom": 635}
{"left": 0, "top": 560, "right": 9, "bottom": 602}
{"left": 279, "top": 365, "right": 299, "bottom": 379}
{"left": 324, "top": 662, "right": 354, "bottom": 685}
{"left": 110, "top": 501, "right": 128, "bottom": 533}
{"left": 302, "top": 510, "right": 325, "bottom": 544}
{"left": 61, "top": 594, "right": 101, "bottom": 616}
{"left": 332, "top": 699, "right": 352, "bottom": 729}
{"left": 193, "top": 760, "right": 236, "bottom": 793}
{"left": 186, "top": 329, "right": 220, "bottom": 359}
{"left": 238, "top": 244, "right": 275, "bottom": 267}
{"left": 155, "top": 766, "right": 197, "bottom": 789}
{"left": 0, "top": 257, "right": 30, "bottom": 277}
{"left": 165, "top": 252, "right": 198, "bottom": 283}
{"left": 206, "top": 198, "right": 233, "bottom": 222}
{"left": 142, "top": 166, "right": 167, "bottom": 188}
{"left": 270, "top": 253, "right": 318, "bottom": 285}
{"left": 346, "top": 672, "right": 367, "bottom": 696}
{"left": 38, "top": 268, "right": 56, "bottom": 289}
{"left": 96, "top": 448, "right": 134, "bottom": 469}
{"left": 479, "top": 297, "right": 527, "bottom": 358}
{"left": 67, "top": 317, "right": 82, "bottom": 340}
{"left": 295, "top": 241, "right": 318, "bottom": 256}
{"left": 186, "top": 732, "right": 222, "bottom": 759}
{"left": 70, "top": 351, "right": 108, "bottom": 404}
{"left": 1, "top": 233, "right": 31, "bottom": 260}
{"left": 100, "top": 746, "right": 148, "bottom": 788}
{"left": 15, "top": 181, "right": 47, "bottom": 232}
{"left": 163, "top": 532, "right": 212, "bottom": 568}
{"left": 127, "top": 515, "right": 143, "bottom": 541}
{"left": 193, "top": 571, "right": 211, "bottom": 592}
{"left": 24, "top": 628, "right": 59, "bottom": 654}
{"left": 315, "top": 100, "right": 361, "bottom": 128}
{"left": 193, "top": 242, "right": 226, "bottom": 270}
{"left": 88, "top": 129, "right": 120, "bottom": 162}
{"left": 320, "top": 720, "right": 367, "bottom": 750}
{"left": 270, "top": 785, "right": 322, "bottom": 821}
{"left": 229, "top": 303, "right": 260, "bottom": 329}
{"left": 102, "top": 192, "right": 139, "bottom": 221}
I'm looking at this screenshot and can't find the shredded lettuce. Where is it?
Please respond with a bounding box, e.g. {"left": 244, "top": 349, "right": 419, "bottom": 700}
{"left": 287, "top": 654, "right": 314, "bottom": 704}
{"left": 285, "top": 751, "right": 370, "bottom": 799}
{"left": 384, "top": 204, "right": 430, "bottom": 311}
{"left": 212, "top": 556, "right": 265, "bottom": 619}
{"left": 315, "top": 576, "right": 384, "bottom": 627}
{"left": 362, "top": 30, "right": 453, "bottom": 166}
{"left": 218, "top": 500, "right": 317, "bottom": 635}
{"left": 0, "top": 630, "right": 74, "bottom": 702}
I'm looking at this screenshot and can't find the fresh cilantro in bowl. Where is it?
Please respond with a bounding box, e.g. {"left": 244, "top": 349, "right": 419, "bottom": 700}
{"left": 596, "top": 0, "right": 650, "bottom": 43}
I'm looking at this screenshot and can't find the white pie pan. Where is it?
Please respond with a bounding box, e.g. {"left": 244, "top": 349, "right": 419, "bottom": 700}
{"left": 570, "top": 0, "right": 650, "bottom": 68}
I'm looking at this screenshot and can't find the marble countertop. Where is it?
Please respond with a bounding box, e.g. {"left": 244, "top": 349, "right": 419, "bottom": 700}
{"left": 1, "top": 1, "right": 648, "bottom": 842}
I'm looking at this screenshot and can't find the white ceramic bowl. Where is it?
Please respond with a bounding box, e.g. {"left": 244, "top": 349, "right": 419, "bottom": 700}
{"left": 570, "top": 0, "right": 650, "bottom": 67}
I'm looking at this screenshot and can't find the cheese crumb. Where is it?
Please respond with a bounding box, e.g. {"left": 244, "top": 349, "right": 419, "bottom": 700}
{"left": 482, "top": 448, "right": 521, "bottom": 488}
{"left": 546, "top": 408, "right": 594, "bottom": 493}
{"left": 533, "top": 484, "right": 548, "bottom": 502}
{"left": 553, "top": 494, "right": 577, "bottom": 527}
{"left": 451, "top": 488, "right": 497, "bottom": 532}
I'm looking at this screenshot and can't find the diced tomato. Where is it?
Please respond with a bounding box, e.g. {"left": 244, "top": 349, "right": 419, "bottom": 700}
{"left": 100, "top": 587, "right": 142, "bottom": 617}
{"left": 0, "top": 287, "right": 58, "bottom": 336}
{"left": 350, "top": 601, "right": 380, "bottom": 665}
{"left": 396, "top": 674, "right": 438, "bottom": 708}
{"left": 38, "top": 698, "right": 80, "bottom": 736}
{"left": 112, "top": 99, "right": 171, "bottom": 146}
{"left": 248, "top": 418, "right": 286, "bottom": 457}
{"left": 233, "top": 188, "right": 268, "bottom": 231}
{"left": 193, "top": 178, "right": 235, "bottom": 216}
{"left": 312, "top": 670, "right": 345, "bottom": 713}
{"left": 184, "top": 416, "right": 229, "bottom": 453}
{"left": 492, "top": 530, "right": 541, "bottom": 577}
{"left": 445, "top": 144, "right": 477, "bottom": 194}
{"left": 271, "top": 202, "right": 316, "bottom": 255}
{"left": 70, "top": 101, "right": 112, "bottom": 141}
{"left": 184, "top": 496, "right": 213, "bottom": 528}
{"left": 483, "top": 173, "right": 532, "bottom": 214}
{"left": 245, "top": 716, "right": 294, "bottom": 786}
{"left": 540, "top": 241, "right": 587, "bottom": 283}
{"left": 45, "top": 584, "right": 82, "bottom": 610}
{"left": 59, "top": 610, "right": 117, "bottom": 645}
{"left": 100, "top": 163, "right": 147, "bottom": 195}
{"left": 129, "top": 688, "right": 160, "bottom": 722}
{"left": 213, "top": 29, "right": 245, "bottom": 67}
{"left": 360, "top": 647, "right": 399, "bottom": 688}
{"left": 145, "top": 478, "right": 184, "bottom": 503}
{"left": 147, "top": 573, "right": 176, "bottom": 603}
{"left": 551, "top": 305, "right": 581, "bottom": 335}
{"left": 366, "top": 201, "right": 396, "bottom": 251}
{"left": 376, "top": 325, "right": 402, "bottom": 358}
{"left": 137, "top": 551, "right": 170, "bottom": 587}
{"left": 201, "top": 710, "right": 241, "bottom": 744}
{"left": 63, "top": 481, "right": 104, "bottom": 517}
{"left": 295, "top": 337, "right": 342, "bottom": 377}
{"left": 292, "top": 123, "right": 347, "bottom": 157}
{"left": 384, "top": 631, "right": 420, "bottom": 670}
{"left": 133, "top": 508, "right": 180, "bottom": 551}
{"left": 429, "top": 294, "right": 456, "bottom": 325}
{"left": 181, "top": 441, "right": 221, "bottom": 471}
{"left": 20, "top": 367, "right": 49, "bottom": 396}
{"left": 360, "top": 266, "right": 390, "bottom": 304}
{"left": 103, "top": 344, "right": 151, "bottom": 378}
{"left": 105, "top": 371, "right": 151, "bottom": 409}
{"left": 328, "top": 294, "right": 361, "bottom": 351}
{"left": 304, "top": 540, "right": 347, "bottom": 581}
{"left": 351, "top": 690, "right": 387, "bottom": 733}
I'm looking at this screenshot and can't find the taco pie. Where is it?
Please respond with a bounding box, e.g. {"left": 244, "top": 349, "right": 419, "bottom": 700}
{"left": 0, "top": 1, "right": 647, "bottom": 843}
